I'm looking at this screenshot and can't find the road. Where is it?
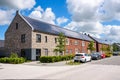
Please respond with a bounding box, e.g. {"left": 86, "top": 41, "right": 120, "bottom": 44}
{"left": 0, "top": 56, "right": 120, "bottom": 80}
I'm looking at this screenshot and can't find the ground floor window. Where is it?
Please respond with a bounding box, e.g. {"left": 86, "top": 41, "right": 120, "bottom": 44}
{"left": 44, "top": 48, "right": 48, "bottom": 56}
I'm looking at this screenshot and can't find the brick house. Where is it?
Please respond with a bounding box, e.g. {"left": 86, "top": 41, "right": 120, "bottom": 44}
{"left": 5, "top": 11, "right": 93, "bottom": 60}
{"left": 88, "top": 35, "right": 109, "bottom": 52}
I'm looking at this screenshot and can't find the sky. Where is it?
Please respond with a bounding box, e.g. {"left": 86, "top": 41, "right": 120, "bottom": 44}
{"left": 0, "top": 0, "right": 120, "bottom": 43}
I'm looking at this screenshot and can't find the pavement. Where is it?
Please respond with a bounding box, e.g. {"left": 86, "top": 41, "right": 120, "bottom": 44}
{"left": 0, "top": 56, "right": 120, "bottom": 80}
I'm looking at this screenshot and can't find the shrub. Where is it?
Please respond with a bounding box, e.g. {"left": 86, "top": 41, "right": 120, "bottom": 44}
{"left": 0, "top": 57, "right": 25, "bottom": 64}
{"left": 10, "top": 53, "right": 18, "bottom": 58}
{"left": 105, "top": 52, "right": 112, "bottom": 57}
{"left": 0, "top": 53, "right": 25, "bottom": 64}
{"left": 40, "top": 54, "right": 74, "bottom": 63}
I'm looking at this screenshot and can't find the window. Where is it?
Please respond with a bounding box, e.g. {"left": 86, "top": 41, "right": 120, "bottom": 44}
{"left": 66, "top": 39, "right": 69, "bottom": 45}
{"left": 21, "top": 34, "right": 26, "bottom": 43}
{"left": 16, "top": 23, "right": 18, "bottom": 30}
{"left": 82, "top": 41, "right": 85, "bottom": 46}
{"left": 45, "top": 36, "right": 47, "bottom": 43}
{"left": 55, "top": 38, "right": 57, "bottom": 43}
{"left": 74, "top": 40, "right": 79, "bottom": 45}
{"left": 44, "top": 49, "right": 48, "bottom": 56}
{"left": 70, "top": 40, "right": 72, "bottom": 45}
{"left": 66, "top": 49, "right": 69, "bottom": 54}
{"left": 69, "top": 49, "right": 72, "bottom": 53}
{"left": 36, "top": 34, "right": 41, "bottom": 42}
{"left": 36, "top": 49, "right": 41, "bottom": 56}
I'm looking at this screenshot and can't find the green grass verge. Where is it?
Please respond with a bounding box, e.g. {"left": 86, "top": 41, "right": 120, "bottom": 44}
{"left": 66, "top": 61, "right": 80, "bottom": 65}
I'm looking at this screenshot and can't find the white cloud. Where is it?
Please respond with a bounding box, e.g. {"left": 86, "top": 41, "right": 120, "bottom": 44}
{"left": 0, "top": 9, "right": 15, "bottom": 25}
{"left": 29, "top": 6, "right": 56, "bottom": 24}
{"left": 66, "top": 0, "right": 103, "bottom": 22}
{"left": 100, "top": 0, "right": 120, "bottom": 21}
{"left": 65, "top": 0, "right": 120, "bottom": 42}
{"left": 56, "top": 17, "right": 68, "bottom": 25}
{"left": 0, "top": 0, "right": 36, "bottom": 10}
{"left": 103, "top": 25, "right": 120, "bottom": 42}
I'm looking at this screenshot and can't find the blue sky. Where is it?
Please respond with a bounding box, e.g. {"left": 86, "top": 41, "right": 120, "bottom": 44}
{"left": 0, "top": 0, "right": 120, "bottom": 43}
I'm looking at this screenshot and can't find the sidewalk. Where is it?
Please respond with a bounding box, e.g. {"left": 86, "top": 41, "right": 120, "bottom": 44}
{"left": 23, "top": 60, "right": 73, "bottom": 66}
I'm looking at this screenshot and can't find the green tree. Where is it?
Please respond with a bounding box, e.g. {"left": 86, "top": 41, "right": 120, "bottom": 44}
{"left": 101, "top": 44, "right": 106, "bottom": 51}
{"left": 88, "top": 41, "right": 95, "bottom": 53}
{"left": 54, "top": 33, "right": 66, "bottom": 55}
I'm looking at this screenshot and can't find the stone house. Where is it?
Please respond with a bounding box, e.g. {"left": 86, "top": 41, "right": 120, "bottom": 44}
{"left": 5, "top": 11, "right": 95, "bottom": 60}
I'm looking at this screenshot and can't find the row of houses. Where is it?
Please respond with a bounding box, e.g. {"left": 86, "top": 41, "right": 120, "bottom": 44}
{"left": 0, "top": 11, "right": 110, "bottom": 60}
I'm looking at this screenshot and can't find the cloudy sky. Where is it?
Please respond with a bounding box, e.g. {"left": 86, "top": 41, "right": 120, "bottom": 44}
{"left": 0, "top": 0, "right": 120, "bottom": 43}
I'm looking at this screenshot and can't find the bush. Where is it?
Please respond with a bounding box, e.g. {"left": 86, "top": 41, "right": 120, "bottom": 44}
{"left": 10, "top": 53, "right": 18, "bottom": 58}
{"left": 0, "top": 57, "right": 25, "bottom": 64}
{"left": 0, "top": 53, "right": 25, "bottom": 64}
{"left": 105, "top": 52, "right": 112, "bottom": 57}
{"left": 40, "top": 55, "right": 74, "bottom": 63}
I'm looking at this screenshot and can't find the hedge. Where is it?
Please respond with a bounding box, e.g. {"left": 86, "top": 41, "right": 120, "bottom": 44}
{"left": 105, "top": 52, "right": 112, "bottom": 57}
{"left": 40, "top": 55, "right": 74, "bottom": 63}
{"left": 0, "top": 53, "right": 25, "bottom": 64}
{"left": 0, "top": 57, "right": 25, "bottom": 64}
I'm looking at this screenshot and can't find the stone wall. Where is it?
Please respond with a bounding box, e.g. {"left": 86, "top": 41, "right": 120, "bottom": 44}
{"left": 32, "top": 31, "right": 58, "bottom": 56}
{"left": 5, "top": 13, "right": 32, "bottom": 56}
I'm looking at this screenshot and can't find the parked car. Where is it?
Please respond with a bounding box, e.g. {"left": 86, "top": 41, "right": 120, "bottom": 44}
{"left": 74, "top": 53, "right": 91, "bottom": 63}
{"left": 113, "top": 52, "right": 120, "bottom": 56}
{"left": 91, "top": 52, "right": 101, "bottom": 60}
{"left": 100, "top": 52, "right": 106, "bottom": 58}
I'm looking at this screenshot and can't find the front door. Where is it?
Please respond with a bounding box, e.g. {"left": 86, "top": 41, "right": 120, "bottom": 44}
{"left": 36, "top": 49, "right": 41, "bottom": 60}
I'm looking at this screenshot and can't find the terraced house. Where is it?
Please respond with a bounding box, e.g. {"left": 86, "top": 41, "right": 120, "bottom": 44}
{"left": 88, "top": 35, "right": 110, "bottom": 52}
{"left": 5, "top": 11, "right": 109, "bottom": 60}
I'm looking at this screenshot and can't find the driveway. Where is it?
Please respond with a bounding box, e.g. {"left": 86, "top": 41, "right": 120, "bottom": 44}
{"left": 0, "top": 56, "right": 120, "bottom": 80}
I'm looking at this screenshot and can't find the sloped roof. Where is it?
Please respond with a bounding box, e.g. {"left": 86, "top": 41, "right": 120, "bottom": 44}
{"left": 0, "top": 40, "right": 4, "bottom": 47}
{"left": 22, "top": 16, "right": 93, "bottom": 41}
{"left": 90, "top": 37, "right": 110, "bottom": 45}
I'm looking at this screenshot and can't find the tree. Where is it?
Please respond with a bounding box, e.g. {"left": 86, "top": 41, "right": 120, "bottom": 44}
{"left": 88, "top": 41, "right": 95, "bottom": 53}
{"left": 101, "top": 44, "right": 106, "bottom": 51}
{"left": 54, "top": 33, "right": 66, "bottom": 55}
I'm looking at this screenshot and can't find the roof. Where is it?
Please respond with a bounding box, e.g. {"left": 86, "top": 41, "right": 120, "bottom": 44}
{"left": 0, "top": 40, "right": 4, "bottom": 47}
{"left": 89, "top": 36, "right": 110, "bottom": 45}
{"left": 22, "top": 15, "right": 93, "bottom": 41}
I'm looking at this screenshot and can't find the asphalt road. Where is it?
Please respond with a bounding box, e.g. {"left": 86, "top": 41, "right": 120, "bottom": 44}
{"left": 0, "top": 56, "right": 120, "bottom": 80}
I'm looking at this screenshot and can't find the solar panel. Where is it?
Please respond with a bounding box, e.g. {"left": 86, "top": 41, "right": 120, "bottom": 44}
{"left": 23, "top": 16, "right": 93, "bottom": 41}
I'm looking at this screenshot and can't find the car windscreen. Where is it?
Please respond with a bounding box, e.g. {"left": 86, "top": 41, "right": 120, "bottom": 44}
{"left": 75, "top": 54, "right": 83, "bottom": 56}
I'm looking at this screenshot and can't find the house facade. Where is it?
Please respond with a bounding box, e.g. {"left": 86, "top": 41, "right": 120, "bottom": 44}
{"left": 88, "top": 35, "right": 109, "bottom": 52}
{"left": 5, "top": 11, "right": 94, "bottom": 60}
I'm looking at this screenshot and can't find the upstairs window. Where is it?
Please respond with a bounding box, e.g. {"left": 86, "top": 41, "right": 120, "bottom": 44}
{"left": 74, "top": 40, "right": 79, "bottom": 45}
{"left": 36, "top": 34, "right": 41, "bottom": 42}
{"left": 45, "top": 36, "right": 47, "bottom": 43}
{"left": 55, "top": 38, "right": 57, "bottom": 43}
{"left": 66, "top": 39, "right": 69, "bottom": 45}
{"left": 82, "top": 41, "right": 85, "bottom": 46}
{"left": 16, "top": 23, "right": 18, "bottom": 30}
{"left": 21, "top": 34, "right": 26, "bottom": 43}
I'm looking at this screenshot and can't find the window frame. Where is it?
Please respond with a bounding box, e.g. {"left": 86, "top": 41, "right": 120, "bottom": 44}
{"left": 36, "top": 34, "right": 41, "bottom": 43}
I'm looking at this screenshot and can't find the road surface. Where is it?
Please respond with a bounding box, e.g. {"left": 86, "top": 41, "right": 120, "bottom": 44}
{"left": 0, "top": 56, "right": 120, "bottom": 80}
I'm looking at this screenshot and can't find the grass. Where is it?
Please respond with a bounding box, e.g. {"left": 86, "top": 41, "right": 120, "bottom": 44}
{"left": 66, "top": 60, "right": 81, "bottom": 65}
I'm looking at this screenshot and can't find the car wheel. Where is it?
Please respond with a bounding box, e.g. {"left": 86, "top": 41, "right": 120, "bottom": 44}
{"left": 84, "top": 59, "right": 87, "bottom": 63}
{"left": 89, "top": 59, "right": 92, "bottom": 62}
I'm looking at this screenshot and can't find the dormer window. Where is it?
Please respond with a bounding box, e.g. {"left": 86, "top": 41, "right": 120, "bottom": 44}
{"left": 16, "top": 23, "right": 18, "bottom": 30}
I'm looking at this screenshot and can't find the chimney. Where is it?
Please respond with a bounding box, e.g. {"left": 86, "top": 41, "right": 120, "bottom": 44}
{"left": 16, "top": 10, "right": 20, "bottom": 15}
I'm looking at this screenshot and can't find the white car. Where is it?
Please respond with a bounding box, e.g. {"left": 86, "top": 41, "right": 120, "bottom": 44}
{"left": 74, "top": 53, "right": 91, "bottom": 63}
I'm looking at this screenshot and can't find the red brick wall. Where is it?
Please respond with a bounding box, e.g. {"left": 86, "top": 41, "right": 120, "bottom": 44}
{"left": 65, "top": 37, "right": 90, "bottom": 55}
